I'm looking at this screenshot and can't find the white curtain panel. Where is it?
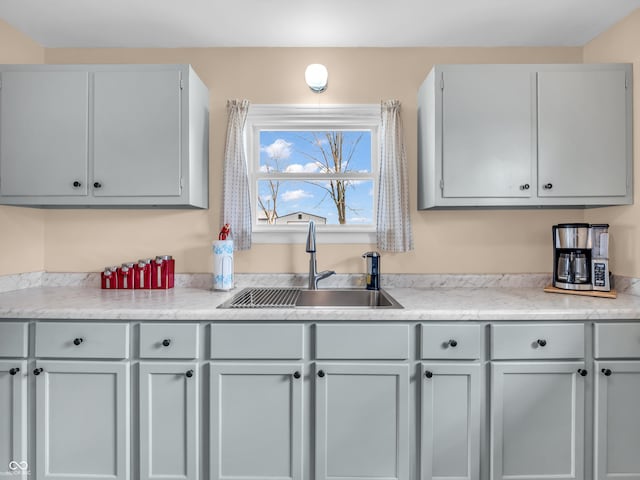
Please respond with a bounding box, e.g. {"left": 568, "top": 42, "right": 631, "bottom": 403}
{"left": 222, "top": 99, "right": 252, "bottom": 250}
{"left": 377, "top": 100, "right": 414, "bottom": 252}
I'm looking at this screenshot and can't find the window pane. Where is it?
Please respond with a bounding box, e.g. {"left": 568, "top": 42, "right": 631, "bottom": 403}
{"left": 259, "top": 131, "right": 372, "bottom": 174}
{"left": 257, "top": 179, "right": 374, "bottom": 225}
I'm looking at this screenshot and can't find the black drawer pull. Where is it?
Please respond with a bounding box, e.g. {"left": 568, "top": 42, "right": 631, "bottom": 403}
{"left": 448, "top": 339, "right": 458, "bottom": 348}
{"left": 293, "top": 371, "right": 301, "bottom": 379}
{"left": 73, "top": 338, "right": 84, "bottom": 346}
{"left": 578, "top": 369, "right": 588, "bottom": 377}
{"left": 601, "top": 368, "right": 612, "bottom": 377}
{"left": 162, "top": 339, "right": 171, "bottom": 347}
{"left": 33, "top": 368, "right": 43, "bottom": 376}
{"left": 186, "top": 370, "right": 194, "bottom": 378}
{"left": 424, "top": 370, "right": 433, "bottom": 379}
{"left": 537, "top": 339, "right": 547, "bottom": 347}
{"left": 9, "top": 368, "right": 20, "bottom": 376}
{"left": 317, "top": 370, "right": 325, "bottom": 378}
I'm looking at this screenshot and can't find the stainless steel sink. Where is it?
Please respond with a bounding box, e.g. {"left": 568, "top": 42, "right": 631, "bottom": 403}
{"left": 217, "top": 287, "right": 403, "bottom": 309}
{"left": 295, "top": 288, "right": 402, "bottom": 309}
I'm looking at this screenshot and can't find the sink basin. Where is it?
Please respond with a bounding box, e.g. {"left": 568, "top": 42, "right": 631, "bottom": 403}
{"left": 217, "top": 287, "right": 403, "bottom": 309}
{"left": 295, "top": 289, "right": 402, "bottom": 309}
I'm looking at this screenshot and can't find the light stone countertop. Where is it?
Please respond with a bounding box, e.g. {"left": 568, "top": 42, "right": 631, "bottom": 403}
{"left": 1, "top": 281, "right": 640, "bottom": 321}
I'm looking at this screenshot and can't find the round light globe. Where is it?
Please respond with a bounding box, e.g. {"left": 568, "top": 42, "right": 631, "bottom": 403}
{"left": 305, "top": 64, "right": 328, "bottom": 93}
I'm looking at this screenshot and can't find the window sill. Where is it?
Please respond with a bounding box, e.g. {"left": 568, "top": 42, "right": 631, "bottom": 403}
{"left": 252, "top": 228, "right": 376, "bottom": 244}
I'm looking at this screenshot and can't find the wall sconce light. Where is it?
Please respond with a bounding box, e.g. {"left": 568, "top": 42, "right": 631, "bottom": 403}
{"left": 305, "top": 64, "right": 328, "bottom": 93}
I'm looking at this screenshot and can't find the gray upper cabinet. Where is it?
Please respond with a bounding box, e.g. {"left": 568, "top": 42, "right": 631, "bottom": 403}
{"left": 0, "top": 64, "right": 209, "bottom": 208}
{"left": 0, "top": 71, "right": 89, "bottom": 197}
{"left": 93, "top": 70, "right": 182, "bottom": 198}
{"left": 537, "top": 70, "right": 630, "bottom": 199}
{"left": 418, "top": 63, "right": 633, "bottom": 209}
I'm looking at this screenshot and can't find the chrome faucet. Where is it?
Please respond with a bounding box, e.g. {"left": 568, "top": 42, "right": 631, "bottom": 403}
{"left": 306, "top": 220, "right": 335, "bottom": 290}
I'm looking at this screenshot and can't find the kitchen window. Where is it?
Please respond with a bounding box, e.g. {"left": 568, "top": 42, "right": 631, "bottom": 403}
{"left": 246, "top": 104, "right": 379, "bottom": 244}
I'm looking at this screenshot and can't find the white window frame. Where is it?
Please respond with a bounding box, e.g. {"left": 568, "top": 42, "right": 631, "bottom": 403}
{"left": 246, "top": 104, "right": 380, "bottom": 244}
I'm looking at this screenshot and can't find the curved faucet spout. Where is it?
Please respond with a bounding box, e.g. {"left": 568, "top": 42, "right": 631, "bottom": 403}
{"left": 306, "top": 221, "right": 335, "bottom": 289}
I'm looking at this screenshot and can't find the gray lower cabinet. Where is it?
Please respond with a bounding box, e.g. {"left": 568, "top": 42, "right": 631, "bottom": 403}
{"left": 421, "top": 363, "right": 481, "bottom": 480}
{"left": 594, "top": 361, "right": 640, "bottom": 480}
{"left": 139, "top": 362, "right": 199, "bottom": 480}
{"left": 490, "top": 362, "right": 586, "bottom": 480}
{"left": 314, "top": 363, "right": 409, "bottom": 480}
{"left": 0, "top": 360, "right": 28, "bottom": 480}
{"left": 34, "top": 361, "right": 130, "bottom": 480}
{"left": 209, "top": 363, "right": 304, "bottom": 480}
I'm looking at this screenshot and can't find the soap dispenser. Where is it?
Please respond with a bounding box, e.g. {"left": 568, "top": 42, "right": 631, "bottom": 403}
{"left": 362, "top": 251, "right": 380, "bottom": 290}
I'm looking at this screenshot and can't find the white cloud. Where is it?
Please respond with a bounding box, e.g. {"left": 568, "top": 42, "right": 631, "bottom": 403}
{"left": 261, "top": 139, "right": 293, "bottom": 160}
{"left": 282, "top": 189, "right": 313, "bottom": 202}
{"left": 285, "top": 162, "right": 321, "bottom": 173}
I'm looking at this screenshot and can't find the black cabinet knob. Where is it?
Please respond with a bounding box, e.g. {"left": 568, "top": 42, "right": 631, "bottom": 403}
{"left": 601, "top": 368, "right": 612, "bottom": 377}
{"left": 93, "top": 182, "right": 102, "bottom": 189}
{"left": 424, "top": 370, "right": 433, "bottom": 379}
{"left": 543, "top": 183, "right": 553, "bottom": 190}
{"left": 520, "top": 184, "right": 530, "bottom": 190}
{"left": 162, "top": 339, "right": 171, "bottom": 347}
{"left": 537, "top": 339, "right": 547, "bottom": 347}
{"left": 186, "top": 370, "right": 194, "bottom": 378}
{"left": 9, "top": 367, "right": 20, "bottom": 376}
{"left": 73, "top": 338, "right": 84, "bottom": 346}
{"left": 73, "top": 181, "right": 82, "bottom": 188}
{"left": 317, "top": 370, "right": 325, "bottom": 378}
{"left": 33, "top": 368, "right": 43, "bottom": 376}
{"left": 578, "top": 369, "right": 588, "bottom": 377}
{"left": 448, "top": 339, "right": 458, "bottom": 348}
{"left": 293, "top": 371, "right": 301, "bottom": 379}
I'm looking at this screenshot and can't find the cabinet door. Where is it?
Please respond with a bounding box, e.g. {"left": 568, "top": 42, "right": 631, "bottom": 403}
{"left": 34, "top": 361, "right": 129, "bottom": 480}
{"left": 315, "top": 363, "right": 409, "bottom": 480}
{"left": 441, "top": 69, "right": 534, "bottom": 198}
{"left": 421, "top": 363, "right": 480, "bottom": 480}
{"left": 0, "top": 71, "right": 89, "bottom": 196}
{"left": 93, "top": 70, "right": 182, "bottom": 197}
{"left": 0, "top": 361, "right": 27, "bottom": 480}
{"left": 491, "top": 362, "right": 585, "bottom": 480}
{"left": 538, "top": 70, "right": 629, "bottom": 198}
{"left": 210, "top": 363, "right": 303, "bottom": 480}
{"left": 139, "top": 362, "right": 198, "bottom": 480}
{"left": 594, "top": 361, "right": 640, "bottom": 480}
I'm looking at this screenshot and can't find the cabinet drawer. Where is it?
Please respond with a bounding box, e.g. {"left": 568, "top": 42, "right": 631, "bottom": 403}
{"left": 0, "top": 322, "right": 28, "bottom": 358}
{"left": 210, "top": 323, "right": 304, "bottom": 359}
{"left": 491, "top": 323, "right": 584, "bottom": 360}
{"left": 595, "top": 323, "right": 640, "bottom": 359}
{"left": 421, "top": 324, "right": 481, "bottom": 359}
{"left": 315, "top": 324, "right": 409, "bottom": 360}
{"left": 35, "top": 322, "right": 129, "bottom": 359}
{"left": 139, "top": 323, "right": 199, "bottom": 359}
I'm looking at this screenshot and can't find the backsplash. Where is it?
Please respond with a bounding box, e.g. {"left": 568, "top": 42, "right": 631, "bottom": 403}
{"left": 5, "top": 271, "right": 635, "bottom": 293}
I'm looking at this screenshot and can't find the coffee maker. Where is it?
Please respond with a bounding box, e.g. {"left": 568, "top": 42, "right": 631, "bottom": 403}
{"left": 552, "top": 223, "right": 611, "bottom": 291}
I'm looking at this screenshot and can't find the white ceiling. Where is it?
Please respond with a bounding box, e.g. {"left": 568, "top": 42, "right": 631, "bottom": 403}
{"left": 1, "top": 0, "right": 640, "bottom": 48}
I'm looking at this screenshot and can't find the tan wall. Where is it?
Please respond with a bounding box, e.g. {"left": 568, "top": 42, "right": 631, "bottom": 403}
{"left": 0, "top": 20, "right": 45, "bottom": 275}
{"left": 42, "top": 47, "right": 586, "bottom": 274}
{"left": 584, "top": 9, "right": 640, "bottom": 277}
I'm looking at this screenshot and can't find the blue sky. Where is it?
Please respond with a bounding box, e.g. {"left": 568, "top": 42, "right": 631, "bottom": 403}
{"left": 258, "top": 131, "right": 373, "bottom": 225}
